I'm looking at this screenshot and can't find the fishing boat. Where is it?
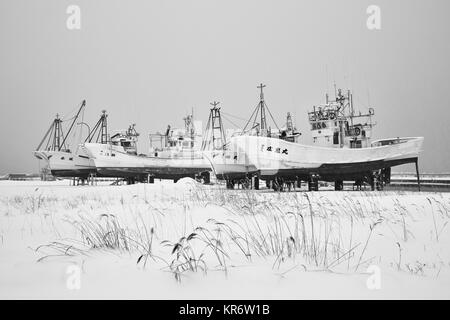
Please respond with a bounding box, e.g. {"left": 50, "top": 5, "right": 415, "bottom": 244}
{"left": 83, "top": 113, "right": 212, "bottom": 183}
{"left": 34, "top": 101, "right": 108, "bottom": 179}
{"left": 199, "top": 101, "right": 257, "bottom": 188}
{"left": 229, "top": 87, "right": 424, "bottom": 191}
{"left": 207, "top": 84, "right": 301, "bottom": 189}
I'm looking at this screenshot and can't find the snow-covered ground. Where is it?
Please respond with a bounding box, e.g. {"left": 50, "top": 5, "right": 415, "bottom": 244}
{"left": 0, "top": 179, "right": 449, "bottom": 299}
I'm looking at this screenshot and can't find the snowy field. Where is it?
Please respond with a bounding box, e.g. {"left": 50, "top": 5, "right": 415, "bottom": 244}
{"left": 0, "top": 179, "right": 449, "bottom": 299}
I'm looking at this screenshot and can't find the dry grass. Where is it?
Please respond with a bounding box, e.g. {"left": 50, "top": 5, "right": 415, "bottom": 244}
{"left": 19, "top": 182, "right": 450, "bottom": 282}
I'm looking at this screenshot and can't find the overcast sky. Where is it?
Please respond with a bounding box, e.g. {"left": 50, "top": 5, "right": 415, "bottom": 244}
{"left": 1, "top": 0, "right": 449, "bottom": 174}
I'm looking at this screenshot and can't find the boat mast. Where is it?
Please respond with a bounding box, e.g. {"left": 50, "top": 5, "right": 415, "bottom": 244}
{"left": 241, "top": 83, "right": 279, "bottom": 137}
{"left": 258, "top": 83, "right": 268, "bottom": 136}
{"left": 53, "top": 114, "right": 63, "bottom": 151}
{"left": 59, "top": 100, "right": 86, "bottom": 151}
{"left": 191, "top": 107, "right": 195, "bottom": 143}
{"left": 348, "top": 90, "right": 354, "bottom": 128}
{"left": 36, "top": 114, "right": 66, "bottom": 152}
{"left": 36, "top": 118, "right": 55, "bottom": 151}
{"left": 100, "top": 110, "right": 108, "bottom": 144}
{"left": 202, "top": 101, "right": 227, "bottom": 151}
{"left": 286, "top": 112, "right": 293, "bottom": 132}
{"left": 183, "top": 110, "right": 195, "bottom": 146}
{"left": 85, "top": 110, "right": 108, "bottom": 144}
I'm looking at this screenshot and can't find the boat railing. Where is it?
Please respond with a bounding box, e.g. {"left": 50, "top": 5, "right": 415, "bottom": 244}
{"left": 371, "top": 137, "right": 417, "bottom": 147}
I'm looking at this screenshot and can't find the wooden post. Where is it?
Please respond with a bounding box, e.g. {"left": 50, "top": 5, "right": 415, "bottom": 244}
{"left": 253, "top": 175, "right": 259, "bottom": 190}
{"left": 202, "top": 172, "right": 211, "bottom": 185}
{"left": 415, "top": 159, "right": 421, "bottom": 192}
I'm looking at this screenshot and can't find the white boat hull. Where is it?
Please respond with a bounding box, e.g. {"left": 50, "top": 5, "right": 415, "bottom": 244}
{"left": 34, "top": 147, "right": 96, "bottom": 178}
{"left": 229, "top": 135, "right": 424, "bottom": 181}
{"left": 83, "top": 143, "right": 211, "bottom": 179}
{"left": 204, "top": 149, "right": 257, "bottom": 180}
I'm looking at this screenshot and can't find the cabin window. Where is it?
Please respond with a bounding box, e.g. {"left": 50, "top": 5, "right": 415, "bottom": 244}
{"left": 69, "top": 157, "right": 73, "bottom": 161}
{"left": 333, "top": 132, "right": 339, "bottom": 145}
{"left": 61, "top": 157, "right": 65, "bottom": 160}
{"left": 362, "top": 130, "right": 366, "bottom": 137}
{"left": 350, "top": 140, "right": 362, "bottom": 148}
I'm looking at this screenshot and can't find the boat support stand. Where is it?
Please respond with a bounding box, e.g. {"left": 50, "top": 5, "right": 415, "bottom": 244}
{"left": 415, "top": 158, "right": 421, "bottom": 192}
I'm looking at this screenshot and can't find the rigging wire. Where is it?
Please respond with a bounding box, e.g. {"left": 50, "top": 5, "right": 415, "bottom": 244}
{"left": 241, "top": 102, "right": 261, "bottom": 133}
{"left": 45, "top": 125, "right": 54, "bottom": 150}
{"left": 264, "top": 101, "right": 280, "bottom": 130}
{"left": 61, "top": 100, "right": 85, "bottom": 121}
{"left": 221, "top": 114, "right": 241, "bottom": 129}
{"left": 221, "top": 111, "right": 248, "bottom": 122}
{"left": 62, "top": 114, "right": 78, "bottom": 122}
